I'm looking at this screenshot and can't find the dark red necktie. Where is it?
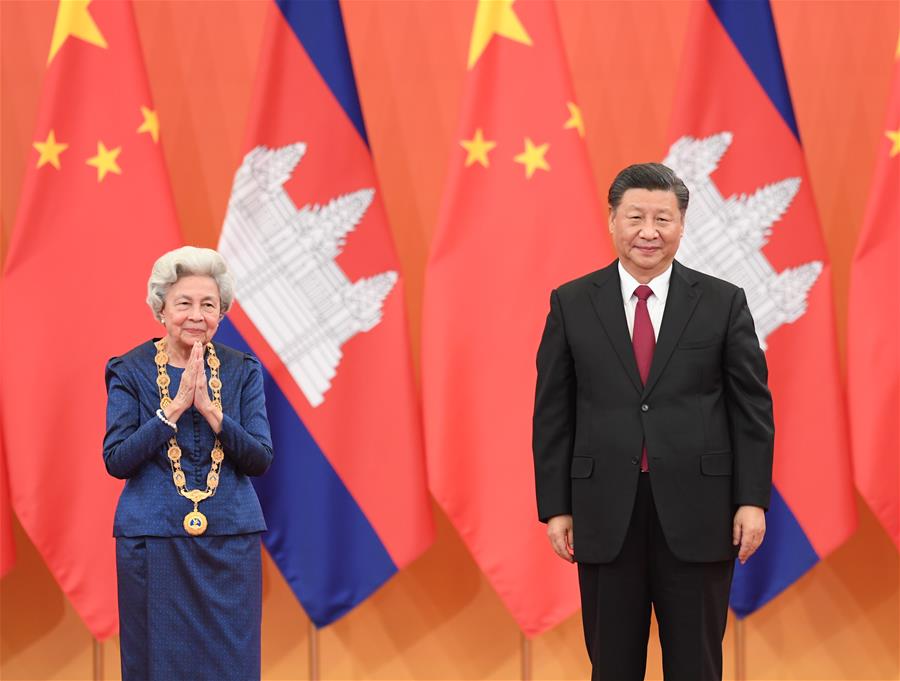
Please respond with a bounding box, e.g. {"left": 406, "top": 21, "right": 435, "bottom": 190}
{"left": 633, "top": 285, "right": 655, "bottom": 471}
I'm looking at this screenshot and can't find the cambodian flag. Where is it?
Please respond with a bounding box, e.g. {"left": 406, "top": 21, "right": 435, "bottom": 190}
{"left": 215, "top": 0, "right": 433, "bottom": 626}
{"left": 664, "top": 0, "right": 857, "bottom": 617}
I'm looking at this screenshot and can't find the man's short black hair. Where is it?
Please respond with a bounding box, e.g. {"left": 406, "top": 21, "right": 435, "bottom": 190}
{"left": 608, "top": 163, "right": 689, "bottom": 216}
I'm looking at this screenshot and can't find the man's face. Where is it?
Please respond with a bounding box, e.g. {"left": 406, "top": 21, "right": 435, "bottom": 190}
{"left": 609, "top": 188, "right": 684, "bottom": 281}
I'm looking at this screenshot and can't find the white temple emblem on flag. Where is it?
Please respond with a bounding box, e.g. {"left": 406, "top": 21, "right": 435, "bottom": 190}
{"left": 664, "top": 132, "right": 822, "bottom": 350}
{"left": 219, "top": 144, "right": 397, "bottom": 406}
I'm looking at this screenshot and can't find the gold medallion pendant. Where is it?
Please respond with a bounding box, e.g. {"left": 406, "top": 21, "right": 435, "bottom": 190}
{"left": 154, "top": 339, "right": 225, "bottom": 537}
{"left": 183, "top": 510, "right": 208, "bottom": 536}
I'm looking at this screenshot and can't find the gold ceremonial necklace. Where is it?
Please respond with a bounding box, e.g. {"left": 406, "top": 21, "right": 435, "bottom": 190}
{"left": 154, "top": 338, "right": 224, "bottom": 536}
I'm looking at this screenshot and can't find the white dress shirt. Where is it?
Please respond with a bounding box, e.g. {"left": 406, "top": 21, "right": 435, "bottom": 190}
{"left": 618, "top": 261, "right": 672, "bottom": 341}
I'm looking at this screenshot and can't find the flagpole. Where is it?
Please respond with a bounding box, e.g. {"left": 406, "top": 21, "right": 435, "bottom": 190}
{"left": 92, "top": 637, "right": 103, "bottom": 681}
{"left": 308, "top": 619, "right": 319, "bottom": 681}
{"left": 734, "top": 617, "right": 746, "bottom": 681}
{"left": 520, "top": 631, "right": 532, "bottom": 681}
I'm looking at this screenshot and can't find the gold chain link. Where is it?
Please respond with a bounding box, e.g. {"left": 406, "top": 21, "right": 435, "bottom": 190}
{"left": 154, "top": 339, "right": 224, "bottom": 514}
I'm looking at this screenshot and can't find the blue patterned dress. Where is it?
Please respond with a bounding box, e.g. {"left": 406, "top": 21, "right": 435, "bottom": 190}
{"left": 104, "top": 340, "right": 273, "bottom": 681}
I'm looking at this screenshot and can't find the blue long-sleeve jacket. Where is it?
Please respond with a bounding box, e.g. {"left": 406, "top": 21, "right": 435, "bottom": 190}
{"left": 104, "top": 339, "right": 273, "bottom": 537}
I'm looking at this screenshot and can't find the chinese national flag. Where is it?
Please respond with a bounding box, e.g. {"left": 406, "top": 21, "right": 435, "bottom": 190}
{"left": 422, "top": 0, "right": 612, "bottom": 636}
{"left": 848, "top": 39, "right": 900, "bottom": 550}
{"left": 0, "top": 0, "right": 181, "bottom": 637}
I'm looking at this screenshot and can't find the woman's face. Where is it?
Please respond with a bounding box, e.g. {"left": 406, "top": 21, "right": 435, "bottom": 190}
{"left": 160, "top": 275, "right": 222, "bottom": 348}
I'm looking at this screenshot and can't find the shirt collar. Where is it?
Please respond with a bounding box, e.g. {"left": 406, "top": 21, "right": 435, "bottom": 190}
{"left": 618, "top": 261, "right": 673, "bottom": 304}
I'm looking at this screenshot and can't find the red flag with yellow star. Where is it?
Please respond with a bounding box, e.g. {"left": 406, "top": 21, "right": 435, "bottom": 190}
{"left": 0, "top": 0, "right": 180, "bottom": 637}
{"left": 848, "top": 35, "right": 900, "bottom": 550}
{"left": 422, "top": 0, "right": 613, "bottom": 636}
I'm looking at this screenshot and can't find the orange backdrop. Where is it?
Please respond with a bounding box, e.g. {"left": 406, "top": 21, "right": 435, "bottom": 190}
{"left": 1, "top": 1, "right": 898, "bottom": 679}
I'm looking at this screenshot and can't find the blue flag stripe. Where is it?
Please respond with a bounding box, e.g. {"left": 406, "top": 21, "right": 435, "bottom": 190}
{"left": 729, "top": 485, "right": 819, "bottom": 618}
{"left": 275, "top": 0, "right": 369, "bottom": 145}
{"left": 709, "top": 0, "right": 800, "bottom": 140}
{"left": 216, "top": 318, "right": 397, "bottom": 626}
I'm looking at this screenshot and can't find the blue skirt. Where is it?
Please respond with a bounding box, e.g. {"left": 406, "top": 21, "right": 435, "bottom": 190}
{"left": 116, "top": 534, "right": 262, "bottom": 681}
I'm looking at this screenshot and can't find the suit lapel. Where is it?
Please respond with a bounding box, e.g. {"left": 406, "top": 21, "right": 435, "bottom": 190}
{"left": 641, "top": 261, "right": 701, "bottom": 399}
{"left": 589, "top": 263, "right": 643, "bottom": 394}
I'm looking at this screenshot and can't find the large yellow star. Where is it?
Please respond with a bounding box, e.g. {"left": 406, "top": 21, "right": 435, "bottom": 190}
{"left": 137, "top": 106, "right": 160, "bottom": 143}
{"left": 47, "top": 0, "right": 108, "bottom": 65}
{"left": 33, "top": 130, "right": 69, "bottom": 170}
{"left": 460, "top": 128, "right": 497, "bottom": 168}
{"left": 887, "top": 127, "right": 900, "bottom": 158}
{"left": 467, "top": 0, "right": 532, "bottom": 70}
{"left": 564, "top": 102, "right": 585, "bottom": 138}
{"left": 86, "top": 141, "right": 122, "bottom": 182}
{"left": 513, "top": 138, "right": 550, "bottom": 179}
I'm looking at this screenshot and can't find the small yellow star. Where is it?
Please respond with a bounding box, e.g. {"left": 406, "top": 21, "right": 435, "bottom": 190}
{"left": 513, "top": 138, "right": 550, "bottom": 179}
{"left": 85, "top": 141, "right": 122, "bottom": 182}
{"left": 47, "top": 0, "right": 108, "bottom": 65}
{"left": 460, "top": 128, "right": 497, "bottom": 168}
{"left": 563, "top": 102, "right": 585, "bottom": 138}
{"left": 886, "top": 127, "right": 900, "bottom": 157}
{"left": 137, "top": 106, "right": 160, "bottom": 143}
{"left": 468, "top": 0, "right": 532, "bottom": 70}
{"left": 33, "top": 130, "right": 69, "bottom": 170}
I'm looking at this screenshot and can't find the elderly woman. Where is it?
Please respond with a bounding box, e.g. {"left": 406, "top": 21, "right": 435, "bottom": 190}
{"left": 103, "top": 246, "right": 272, "bottom": 681}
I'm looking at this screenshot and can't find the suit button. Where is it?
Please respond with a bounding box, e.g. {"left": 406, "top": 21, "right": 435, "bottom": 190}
{"left": 631, "top": 457, "right": 639, "bottom": 465}
{"left": 641, "top": 404, "right": 649, "bottom": 412}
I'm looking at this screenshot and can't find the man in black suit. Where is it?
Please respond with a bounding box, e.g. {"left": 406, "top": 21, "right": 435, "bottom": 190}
{"left": 533, "top": 163, "right": 774, "bottom": 680}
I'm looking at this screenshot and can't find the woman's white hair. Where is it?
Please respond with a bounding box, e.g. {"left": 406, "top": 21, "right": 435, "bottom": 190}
{"left": 147, "top": 246, "right": 235, "bottom": 321}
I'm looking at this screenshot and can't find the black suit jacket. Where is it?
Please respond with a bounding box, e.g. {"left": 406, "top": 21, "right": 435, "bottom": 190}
{"left": 533, "top": 260, "right": 774, "bottom": 563}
